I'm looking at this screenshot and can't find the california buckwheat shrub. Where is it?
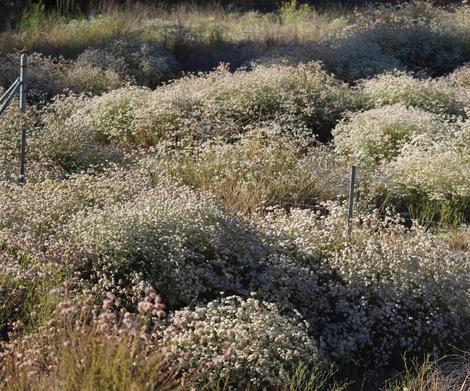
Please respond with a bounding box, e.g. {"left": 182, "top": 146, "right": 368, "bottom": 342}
{"left": 0, "top": 105, "right": 39, "bottom": 161}
{"left": 256, "top": 204, "right": 470, "bottom": 368}
{"left": 160, "top": 296, "right": 317, "bottom": 388}
{"left": 0, "top": 52, "right": 65, "bottom": 102}
{"left": 134, "top": 62, "right": 356, "bottom": 143}
{"left": 66, "top": 185, "right": 267, "bottom": 307}
{"left": 360, "top": 72, "right": 466, "bottom": 118}
{"left": 332, "top": 104, "right": 448, "bottom": 166}
{"left": 32, "top": 93, "right": 124, "bottom": 171}
{"left": 65, "top": 86, "right": 152, "bottom": 146}
{"left": 0, "top": 52, "right": 127, "bottom": 102}
{"left": 342, "top": 2, "right": 467, "bottom": 76}
{"left": 321, "top": 36, "right": 405, "bottom": 82}
{"left": 383, "top": 130, "right": 470, "bottom": 222}
{"left": 102, "top": 39, "right": 181, "bottom": 87}
{"left": 0, "top": 165, "right": 155, "bottom": 241}
{"left": 250, "top": 37, "right": 405, "bottom": 82}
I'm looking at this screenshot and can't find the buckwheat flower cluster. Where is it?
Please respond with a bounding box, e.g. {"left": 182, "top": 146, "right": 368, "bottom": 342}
{"left": 69, "top": 86, "right": 152, "bottom": 145}
{"left": 360, "top": 71, "right": 466, "bottom": 118}
{"left": 384, "top": 130, "right": 470, "bottom": 201}
{"left": 255, "top": 204, "right": 470, "bottom": 367}
{"left": 66, "top": 183, "right": 267, "bottom": 307}
{"left": 333, "top": 104, "right": 448, "bottom": 166}
{"left": 160, "top": 296, "right": 317, "bottom": 388}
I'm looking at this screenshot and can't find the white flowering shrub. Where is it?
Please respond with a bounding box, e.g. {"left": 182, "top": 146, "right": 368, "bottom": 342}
{"left": 66, "top": 184, "right": 266, "bottom": 307}
{"left": 60, "top": 87, "right": 152, "bottom": 147}
{"left": 134, "top": 62, "right": 357, "bottom": 143}
{"left": 366, "top": 26, "right": 464, "bottom": 77}
{"left": 382, "top": 130, "right": 470, "bottom": 223}
{"left": 0, "top": 52, "right": 126, "bottom": 102}
{"left": 332, "top": 104, "right": 448, "bottom": 166}
{"left": 160, "top": 296, "right": 317, "bottom": 388}
{"left": 321, "top": 36, "right": 405, "bottom": 82}
{"left": 247, "top": 37, "right": 404, "bottom": 82}
{"left": 359, "top": 71, "right": 466, "bottom": 118}
{"left": 341, "top": 2, "right": 467, "bottom": 76}
{"left": 256, "top": 204, "right": 470, "bottom": 368}
{"left": 0, "top": 164, "right": 155, "bottom": 241}
{"left": 101, "top": 38, "right": 181, "bottom": 87}
{"left": 31, "top": 94, "right": 123, "bottom": 171}
{"left": 0, "top": 52, "right": 65, "bottom": 102}
{"left": 76, "top": 48, "right": 130, "bottom": 80}
{"left": 0, "top": 105, "right": 39, "bottom": 160}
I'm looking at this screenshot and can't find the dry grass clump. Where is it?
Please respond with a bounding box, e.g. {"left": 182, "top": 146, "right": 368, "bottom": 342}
{"left": 385, "top": 354, "right": 470, "bottom": 391}
{"left": 155, "top": 126, "right": 348, "bottom": 213}
{"left": 0, "top": 295, "right": 180, "bottom": 391}
{"left": 0, "top": 235, "right": 68, "bottom": 339}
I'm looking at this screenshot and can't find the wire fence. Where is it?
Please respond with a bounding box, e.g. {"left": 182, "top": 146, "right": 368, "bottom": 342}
{"left": 0, "top": 54, "right": 27, "bottom": 185}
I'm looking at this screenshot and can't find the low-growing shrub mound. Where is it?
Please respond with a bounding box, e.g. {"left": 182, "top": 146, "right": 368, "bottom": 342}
{"left": 161, "top": 295, "right": 318, "bottom": 388}
{"left": 0, "top": 52, "right": 126, "bottom": 101}
{"left": 383, "top": 129, "right": 470, "bottom": 223}
{"left": 257, "top": 204, "right": 470, "bottom": 368}
{"left": 359, "top": 71, "right": 466, "bottom": 118}
{"left": 0, "top": 165, "right": 155, "bottom": 241}
{"left": 66, "top": 184, "right": 267, "bottom": 308}
{"left": 77, "top": 38, "right": 181, "bottom": 88}
{"left": 332, "top": 104, "right": 448, "bottom": 166}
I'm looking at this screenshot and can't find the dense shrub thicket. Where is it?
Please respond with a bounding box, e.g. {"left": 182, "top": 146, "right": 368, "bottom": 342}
{"left": 1, "top": 2, "right": 469, "bottom": 390}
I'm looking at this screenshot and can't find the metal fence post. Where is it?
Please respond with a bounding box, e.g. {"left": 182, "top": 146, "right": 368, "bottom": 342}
{"left": 347, "top": 165, "right": 356, "bottom": 238}
{"left": 18, "top": 54, "right": 27, "bottom": 186}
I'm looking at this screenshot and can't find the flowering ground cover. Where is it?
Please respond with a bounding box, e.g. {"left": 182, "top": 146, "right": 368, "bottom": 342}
{"left": 0, "top": 1, "right": 469, "bottom": 390}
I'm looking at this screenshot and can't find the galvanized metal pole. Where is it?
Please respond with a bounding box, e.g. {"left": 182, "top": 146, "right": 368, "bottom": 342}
{"left": 18, "top": 54, "right": 27, "bottom": 186}
{"left": 347, "top": 165, "right": 356, "bottom": 238}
